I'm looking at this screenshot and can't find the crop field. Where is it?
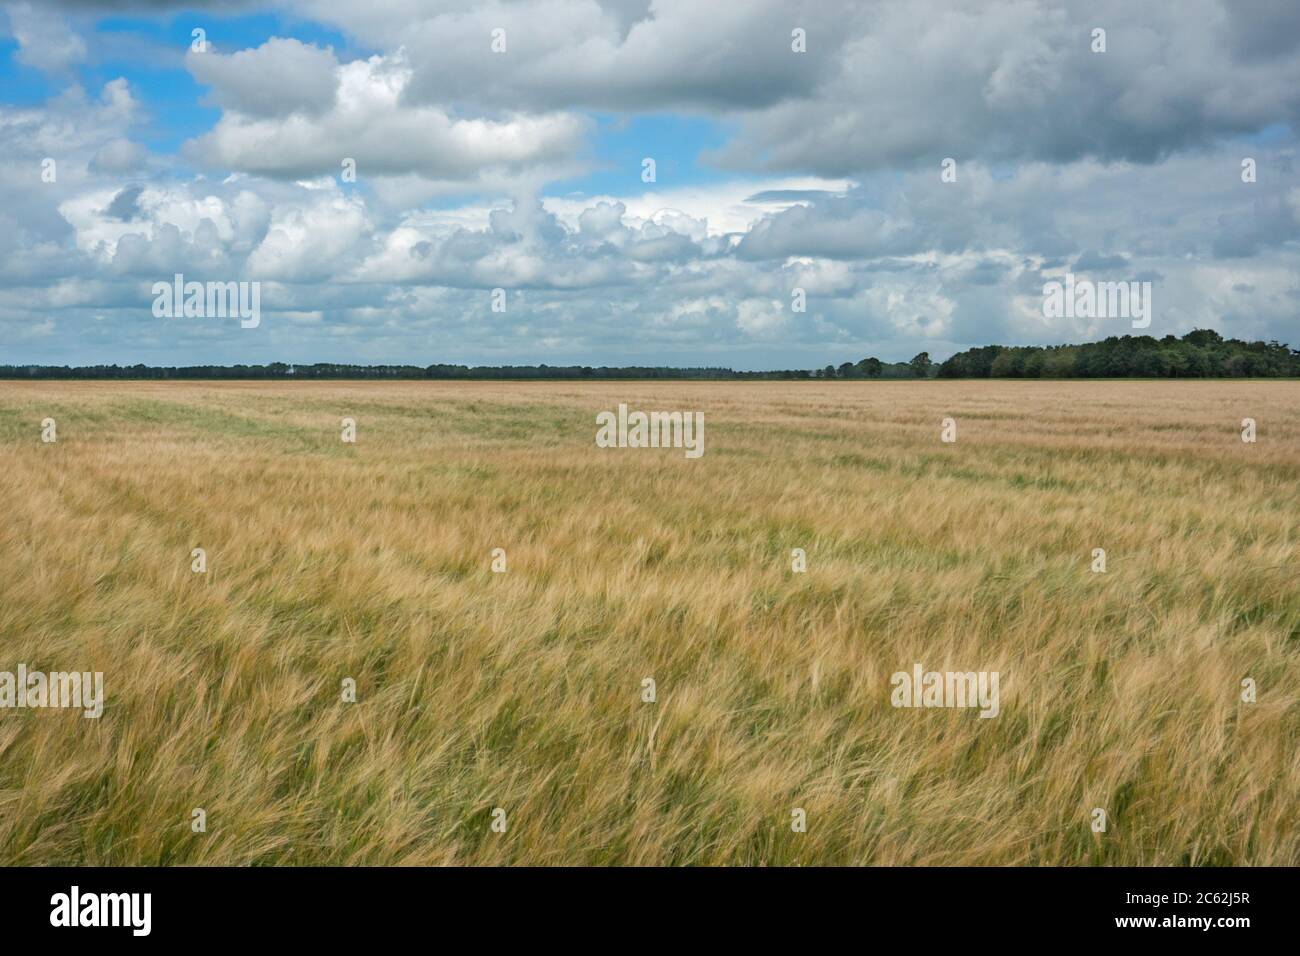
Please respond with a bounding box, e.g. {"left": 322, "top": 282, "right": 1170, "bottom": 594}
{"left": 0, "top": 379, "right": 1296, "bottom": 865}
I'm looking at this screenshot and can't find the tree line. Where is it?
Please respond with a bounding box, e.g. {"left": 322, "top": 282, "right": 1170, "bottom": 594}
{"left": 822, "top": 330, "right": 1298, "bottom": 378}
{"left": 934, "top": 330, "right": 1298, "bottom": 379}
{"left": 0, "top": 362, "right": 817, "bottom": 381}
{"left": 2, "top": 330, "right": 1295, "bottom": 380}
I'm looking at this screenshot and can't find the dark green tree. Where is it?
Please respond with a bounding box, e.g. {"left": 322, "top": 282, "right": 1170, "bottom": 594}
{"left": 858, "top": 357, "right": 884, "bottom": 378}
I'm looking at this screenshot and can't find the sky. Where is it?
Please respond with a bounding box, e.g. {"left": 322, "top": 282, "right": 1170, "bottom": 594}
{"left": 1, "top": 0, "right": 1298, "bottom": 370}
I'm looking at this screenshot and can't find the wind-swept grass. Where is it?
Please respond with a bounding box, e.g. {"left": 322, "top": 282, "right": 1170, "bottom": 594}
{"left": 0, "top": 379, "right": 1296, "bottom": 865}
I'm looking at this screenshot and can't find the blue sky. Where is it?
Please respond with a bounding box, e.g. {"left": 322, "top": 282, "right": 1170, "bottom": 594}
{"left": 1, "top": 0, "right": 1298, "bottom": 369}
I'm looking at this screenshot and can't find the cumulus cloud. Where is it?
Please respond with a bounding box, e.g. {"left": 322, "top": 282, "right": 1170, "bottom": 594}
{"left": 4, "top": 0, "right": 1300, "bottom": 368}
{"left": 288, "top": 0, "right": 1300, "bottom": 174}
{"left": 246, "top": 191, "right": 370, "bottom": 280}
{"left": 7, "top": 2, "right": 87, "bottom": 73}
{"left": 709, "top": 0, "right": 1300, "bottom": 174}
{"left": 104, "top": 184, "right": 144, "bottom": 221}
{"left": 16, "top": 136, "right": 1293, "bottom": 365}
{"left": 184, "top": 45, "right": 589, "bottom": 182}
{"left": 187, "top": 37, "right": 340, "bottom": 118}
{"left": 293, "top": 0, "right": 835, "bottom": 112}
{"left": 89, "top": 138, "right": 147, "bottom": 173}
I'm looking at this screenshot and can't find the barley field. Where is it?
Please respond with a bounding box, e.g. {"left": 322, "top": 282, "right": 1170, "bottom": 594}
{"left": 0, "top": 379, "right": 1296, "bottom": 866}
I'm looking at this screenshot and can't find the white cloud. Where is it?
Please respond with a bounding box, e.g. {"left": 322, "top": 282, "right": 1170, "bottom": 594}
{"left": 187, "top": 37, "right": 339, "bottom": 118}
{"left": 246, "top": 191, "right": 370, "bottom": 280}
{"left": 4, "top": 0, "right": 1300, "bottom": 368}
{"left": 185, "top": 46, "right": 589, "bottom": 182}
{"left": 7, "top": 2, "right": 86, "bottom": 73}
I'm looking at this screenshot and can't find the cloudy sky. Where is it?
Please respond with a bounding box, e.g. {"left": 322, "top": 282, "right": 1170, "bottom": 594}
{"left": 1, "top": 0, "right": 1298, "bottom": 369}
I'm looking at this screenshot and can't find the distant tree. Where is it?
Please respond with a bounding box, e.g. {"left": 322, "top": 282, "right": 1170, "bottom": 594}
{"left": 989, "top": 351, "right": 1018, "bottom": 377}
{"left": 859, "top": 357, "right": 884, "bottom": 378}
{"left": 1022, "top": 349, "right": 1046, "bottom": 378}
{"left": 1041, "top": 347, "right": 1077, "bottom": 378}
{"left": 838, "top": 361, "right": 857, "bottom": 379}
{"left": 909, "top": 351, "right": 932, "bottom": 378}
{"left": 1183, "top": 329, "right": 1223, "bottom": 347}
